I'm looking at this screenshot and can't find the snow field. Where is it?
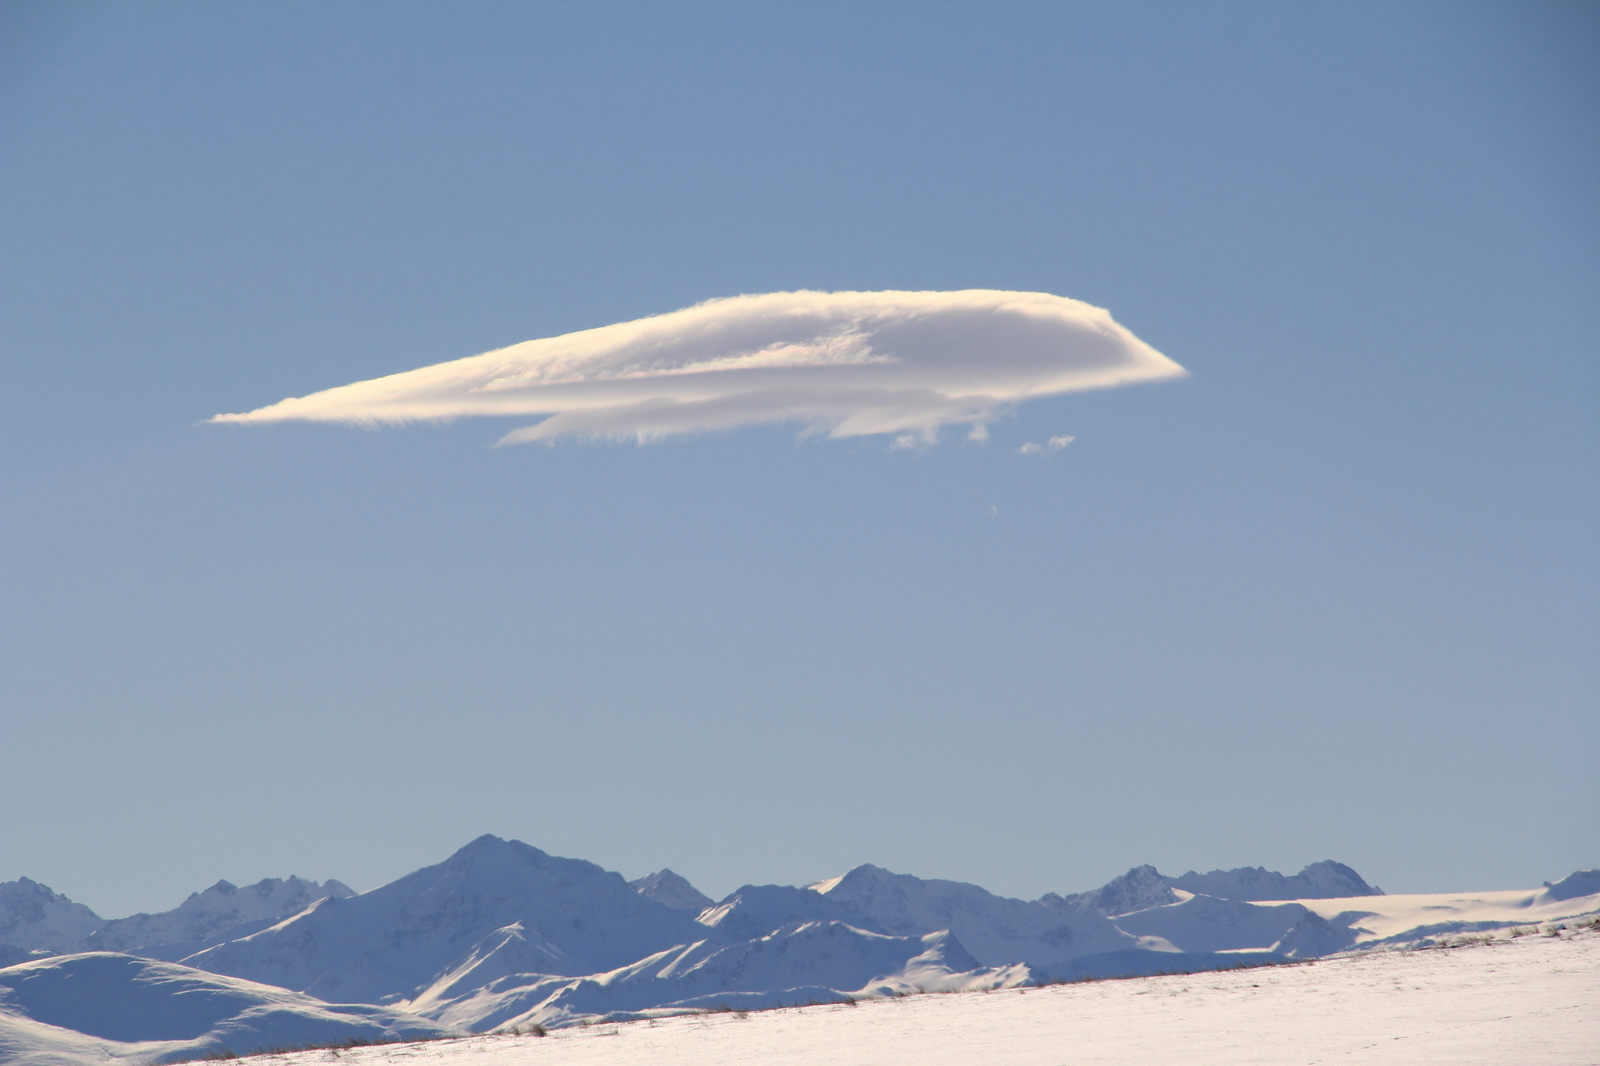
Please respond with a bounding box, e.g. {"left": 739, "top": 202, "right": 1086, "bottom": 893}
{"left": 246, "top": 926, "right": 1600, "bottom": 1066}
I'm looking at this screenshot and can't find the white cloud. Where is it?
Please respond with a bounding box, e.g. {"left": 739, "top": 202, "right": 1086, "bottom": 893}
{"left": 1020, "top": 434, "right": 1076, "bottom": 455}
{"left": 211, "top": 290, "right": 1185, "bottom": 445}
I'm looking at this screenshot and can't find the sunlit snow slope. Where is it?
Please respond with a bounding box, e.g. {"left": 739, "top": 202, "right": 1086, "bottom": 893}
{"left": 255, "top": 925, "right": 1600, "bottom": 1066}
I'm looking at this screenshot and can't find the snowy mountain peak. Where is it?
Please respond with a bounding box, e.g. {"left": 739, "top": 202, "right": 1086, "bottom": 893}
{"left": 0, "top": 878, "right": 103, "bottom": 955}
{"left": 1172, "top": 861, "right": 1381, "bottom": 901}
{"left": 185, "top": 836, "right": 708, "bottom": 1003}
{"left": 429, "top": 836, "right": 624, "bottom": 891}
{"left": 812, "top": 863, "right": 1133, "bottom": 968}
{"left": 806, "top": 857, "right": 896, "bottom": 889}
{"left": 1042, "top": 860, "right": 1382, "bottom": 915}
{"left": 806, "top": 863, "right": 888, "bottom": 896}
{"left": 1040, "top": 865, "right": 1179, "bottom": 916}
{"left": 453, "top": 833, "right": 521, "bottom": 858}
{"left": 630, "top": 869, "right": 714, "bottom": 912}
{"left": 696, "top": 884, "right": 887, "bottom": 943}
{"left": 84, "top": 874, "right": 354, "bottom": 961}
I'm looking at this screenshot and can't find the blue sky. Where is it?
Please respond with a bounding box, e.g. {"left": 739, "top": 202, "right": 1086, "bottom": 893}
{"left": 2, "top": 1, "right": 1596, "bottom": 917}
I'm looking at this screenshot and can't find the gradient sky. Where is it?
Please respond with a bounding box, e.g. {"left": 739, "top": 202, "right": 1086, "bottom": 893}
{"left": 2, "top": 1, "right": 1596, "bottom": 919}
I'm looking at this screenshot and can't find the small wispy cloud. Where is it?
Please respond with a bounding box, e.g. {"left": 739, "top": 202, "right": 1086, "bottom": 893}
{"left": 212, "top": 290, "right": 1185, "bottom": 445}
{"left": 1018, "top": 435, "right": 1076, "bottom": 455}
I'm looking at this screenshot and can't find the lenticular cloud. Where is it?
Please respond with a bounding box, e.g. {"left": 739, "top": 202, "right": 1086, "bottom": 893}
{"left": 212, "top": 290, "right": 1185, "bottom": 444}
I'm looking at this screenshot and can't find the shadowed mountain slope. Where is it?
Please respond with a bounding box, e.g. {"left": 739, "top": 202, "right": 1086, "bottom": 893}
{"left": 0, "top": 952, "right": 453, "bottom": 1064}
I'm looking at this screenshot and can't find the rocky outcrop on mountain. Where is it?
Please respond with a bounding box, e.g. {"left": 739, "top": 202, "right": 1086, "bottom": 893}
{"left": 629, "top": 870, "right": 714, "bottom": 912}
{"left": 0, "top": 880, "right": 103, "bottom": 955}
{"left": 84, "top": 876, "right": 353, "bottom": 961}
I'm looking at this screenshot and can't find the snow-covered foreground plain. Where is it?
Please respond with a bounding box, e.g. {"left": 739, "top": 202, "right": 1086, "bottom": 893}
{"left": 252, "top": 928, "right": 1599, "bottom": 1066}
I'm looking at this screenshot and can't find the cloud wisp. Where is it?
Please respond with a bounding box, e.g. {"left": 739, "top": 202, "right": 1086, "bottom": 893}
{"left": 1019, "top": 435, "right": 1076, "bottom": 455}
{"left": 212, "top": 290, "right": 1185, "bottom": 445}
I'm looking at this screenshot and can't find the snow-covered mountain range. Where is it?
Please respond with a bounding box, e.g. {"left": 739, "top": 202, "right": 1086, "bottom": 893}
{"left": 2, "top": 838, "right": 1596, "bottom": 1065}
{"left": 84, "top": 877, "right": 355, "bottom": 962}
{"left": 0, "top": 883, "right": 100, "bottom": 959}
{"left": 0, "top": 877, "right": 350, "bottom": 970}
